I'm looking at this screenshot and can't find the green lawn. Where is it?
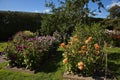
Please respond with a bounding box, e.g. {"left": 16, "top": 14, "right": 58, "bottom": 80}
{"left": 107, "top": 47, "right": 120, "bottom": 79}
{"left": 0, "top": 42, "right": 120, "bottom": 80}
{"left": 0, "top": 65, "right": 64, "bottom": 80}
{"left": 0, "top": 51, "right": 64, "bottom": 80}
{"left": 0, "top": 42, "right": 8, "bottom": 52}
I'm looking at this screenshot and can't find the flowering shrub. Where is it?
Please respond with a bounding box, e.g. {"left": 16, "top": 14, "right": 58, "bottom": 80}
{"left": 61, "top": 24, "right": 107, "bottom": 76}
{"left": 13, "top": 31, "right": 36, "bottom": 41}
{"left": 5, "top": 31, "right": 61, "bottom": 70}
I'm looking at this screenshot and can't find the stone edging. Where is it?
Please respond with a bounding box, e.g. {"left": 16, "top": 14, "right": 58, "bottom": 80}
{"left": 63, "top": 72, "right": 116, "bottom": 80}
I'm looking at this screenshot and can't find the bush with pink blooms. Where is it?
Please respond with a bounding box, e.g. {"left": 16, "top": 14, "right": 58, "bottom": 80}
{"left": 5, "top": 31, "right": 61, "bottom": 70}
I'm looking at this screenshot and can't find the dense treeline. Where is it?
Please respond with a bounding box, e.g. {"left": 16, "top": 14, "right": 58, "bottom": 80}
{"left": 102, "top": 18, "right": 120, "bottom": 29}
{"left": 0, "top": 11, "right": 104, "bottom": 41}
{"left": 0, "top": 11, "right": 43, "bottom": 41}
{"left": 1, "top": 11, "right": 120, "bottom": 41}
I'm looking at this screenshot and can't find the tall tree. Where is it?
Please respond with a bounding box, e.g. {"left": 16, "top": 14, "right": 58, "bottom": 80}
{"left": 108, "top": 5, "right": 120, "bottom": 19}
{"left": 40, "top": 0, "right": 104, "bottom": 36}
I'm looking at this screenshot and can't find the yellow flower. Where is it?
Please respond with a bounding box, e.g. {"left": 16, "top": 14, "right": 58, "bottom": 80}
{"left": 73, "top": 35, "right": 79, "bottom": 42}
{"left": 73, "top": 35, "right": 77, "bottom": 39}
{"left": 78, "top": 61, "right": 84, "bottom": 66}
{"left": 78, "top": 50, "right": 86, "bottom": 55}
{"left": 85, "top": 40, "right": 89, "bottom": 44}
{"left": 78, "top": 51, "right": 81, "bottom": 54}
{"left": 73, "top": 38, "right": 79, "bottom": 42}
{"left": 68, "top": 41, "right": 72, "bottom": 45}
{"left": 81, "top": 45, "right": 86, "bottom": 50}
{"left": 78, "top": 65, "right": 84, "bottom": 70}
{"left": 88, "top": 37, "right": 92, "bottom": 42}
{"left": 78, "top": 61, "right": 84, "bottom": 70}
{"left": 85, "top": 36, "right": 92, "bottom": 44}
{"left": 62, "top": 52, "right": 67, "bottom": 58}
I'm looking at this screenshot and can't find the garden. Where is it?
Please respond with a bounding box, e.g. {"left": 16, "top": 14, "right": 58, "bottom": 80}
{"left": 0, "top": 0, "right": 120, "bottom": 80}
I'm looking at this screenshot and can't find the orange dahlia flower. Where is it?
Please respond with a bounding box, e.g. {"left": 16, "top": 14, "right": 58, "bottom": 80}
{"left": 88, "top": 37, "right": 92, "bottom": 42}
{"left": 81, "top": 45, "right": 86, "bottom": 50}
{"left": 78, "top": 61, "right": 84, "bottom": 66}
{"left": 78, "top": 61, "right": 84, "bottom": 70}
{"left": 63, "top": 58, "right": 68, "bottom": 64}
{"left": 94, "top": 43, "right": 100, "bottom": 50}
{"left": 78, "top": 65, "right": 84, "bottom": 70}
{"left": 60, "top": 43, "right": 66, "bottom": 48}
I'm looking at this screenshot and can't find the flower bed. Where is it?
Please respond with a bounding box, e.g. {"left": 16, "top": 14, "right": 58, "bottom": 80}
{"left": 61, "top": 24, "right": 107, "bottom": 77}
{"left": 5, "top": 31, "right": 61, "bottom": 70}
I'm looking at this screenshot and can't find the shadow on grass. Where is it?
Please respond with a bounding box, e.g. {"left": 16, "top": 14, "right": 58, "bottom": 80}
{"left": 108, "top": 61, "right": 120, "bottom": 73}
{"left": 108, "top": 52, "right": 120, "bottom": 72}
{"left": 107, "top": 61, "right": 120, "bottom": 79}
{"left": 35, "top": 51, "right": 63, "bottom": 73}
{"left": 108, "top": 52, "right": 120, "bottom": 61}
{"left": 108, "top": 52, "right": 120, "bottom": 79}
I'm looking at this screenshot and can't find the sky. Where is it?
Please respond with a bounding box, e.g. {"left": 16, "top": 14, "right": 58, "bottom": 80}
{"left": 0, "top": 0, "right": 120, "bottom": 18}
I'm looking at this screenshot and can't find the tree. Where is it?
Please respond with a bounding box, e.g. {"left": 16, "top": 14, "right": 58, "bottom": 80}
{"left": 108, "top": 5, "right": 120, "bottom": 19}
{"left": 40, "top": 0, "right": 104, "bottom": 36}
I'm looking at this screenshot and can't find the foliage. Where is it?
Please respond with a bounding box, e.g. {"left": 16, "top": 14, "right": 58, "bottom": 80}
{"left": 0, "top": 44, "right": 120, "bottom": 79}
{"left": 0, "top": 52, "right": 64, "bottom": 80}
{"left": 0, "top": 42, "right": 8, "bottom": 52}
{"left": 101, "top": 18, "right": 120, "bottom": 47}
{"left": 4, "top": 31, "right": 61, "bottom": 70}
{"left": 107, "top": 47, "right": 120, "bottom": 80}
{"left": 108, "top": 5, "right": 120, "bottom": 19}
{"left": 110, "top": 38, "right": 120, "bottom": 47}
{"left": 13, "top": 31, "right": 36, "bottom": 41}
{"left": 40, "top": 0, "right": 104, "bottom": 37}
{"left": 61, "top": 23, "right": 107, "bottom": 76}
{"left": 0, "top": 11, "right": 42, "bottom": 41}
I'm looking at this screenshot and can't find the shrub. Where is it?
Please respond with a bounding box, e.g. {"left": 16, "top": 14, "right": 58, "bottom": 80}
{"left": 13, "top": 31, "right": 36, "bottom": 41}
{"left": 5, "top": 31, "right": 61, "bottom": 70}
{"left": 61, "top": 23, "right": 107, "bottom": 76}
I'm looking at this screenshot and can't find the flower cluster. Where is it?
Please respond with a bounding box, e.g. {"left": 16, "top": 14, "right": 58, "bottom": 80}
{"left": 61, "top": 35, "right": 105, "bottom": 76}
{"left": 5, "top": 31, "right": 61, "bottom": 69}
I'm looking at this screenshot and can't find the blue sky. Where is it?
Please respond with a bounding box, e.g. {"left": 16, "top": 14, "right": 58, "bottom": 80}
{"left": 0, "top": 0, "right": 120, "bottom": 18}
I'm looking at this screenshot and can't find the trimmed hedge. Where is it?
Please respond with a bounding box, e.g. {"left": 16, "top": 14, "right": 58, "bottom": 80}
{"left": 0, "top": 11, "right": 104, "bottom": 41}
{"left": 0, "top": 11, "right": 43, "bottom": 41}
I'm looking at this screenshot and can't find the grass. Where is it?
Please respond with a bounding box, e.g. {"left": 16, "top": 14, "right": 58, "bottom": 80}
{"left": 0, "top": 52, "right": 64, "bottom": 80}
{"left": 106, "top": 47, "right": 120, "bottom": 53}
{"left": 0, "top": 67, "right": 64, "bottom": 80}
{"left": 0, "top": 42, "right": 120, "bottom": 80}
{"left": 107, "top": 47, "right": 120, "bottom": 79}
{"left": 0, "top": 42, "right": 8, "bottom": 52}
{"left": 0, "top": 42, "right": 64, "bottom": 80}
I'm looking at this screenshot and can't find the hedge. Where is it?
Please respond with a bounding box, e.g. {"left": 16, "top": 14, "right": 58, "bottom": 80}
{"left": 0, "top": 11, "right": 43, "bottom": 41}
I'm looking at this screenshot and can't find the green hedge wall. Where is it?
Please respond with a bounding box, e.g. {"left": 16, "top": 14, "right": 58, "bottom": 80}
{"left": 0, "top": 11, "right": 43, "bottom": 41}
{"left": 0, "top": 11, "right": 105, "bottom": 41}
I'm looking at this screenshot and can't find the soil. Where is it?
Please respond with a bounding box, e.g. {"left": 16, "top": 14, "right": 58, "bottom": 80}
{"left": 0, "top": 55, "right": 7, "bottom": 64}
{"left": 63, "top": 72, "right": 117, "bottom": 80}
{"left": 0, "top": 55, "right": 118, "bottom": 79}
